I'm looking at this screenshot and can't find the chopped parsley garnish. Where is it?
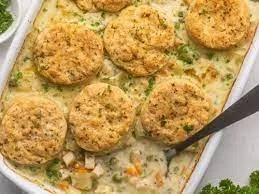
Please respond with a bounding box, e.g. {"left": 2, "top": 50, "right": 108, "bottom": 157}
{"left": 45, "top": 159, "right": 61, "bottom": 185}
{"left": 57, "top": 86, "right": 63, "bottom": 92}
{"left": 107, "top": 157, "right": 119, "bottom": 170}
{"left": 161, "top": 120, "right": 167, "bottom": 127}
{"left": 201, "top": 9, "right": 208, "bottom": 15}
{"left": 183, "top": 124, "right": 194, "bottom": 133}
{"left": 173, "top": 166, "right": 179, "bottom": 173}
{"left": 32, "top": 121, "right": 40, "bottom": 129}
{"left": 88, "top": 20, "right": 105, "bottom": 32}
{"left": 222, "top": 73, "right": 234, "bottom": 82}
{"left": 200, "top": 170, "right": 259, "bottom": 194}
{"left": 79, "top": 17, "right": 86, "bottom": 22}
{"left": 42, "top": 83, "right": 49, "bottom": 92}
{"left": 107, "top": 85, "right": 112, "bottom": 93}
{"left": 145, "top": 76, "right": 155, "bottom": 96}
{"left": 133, "top": 0, "right": 144, "bottom": 6}
{"left": 176, "top": 44, "right": 200, "bottom": 64}
{"left": 112, "top": 172, "right": 124, "bottom": 183}
{"left": 91, "top": 21, "right": 101, "bottom": 27}
{"left": 23, "top": 56, "right": 30, "bottom": 62}
{"left": 175, "top": 22, "right": 181, "bottom": 30}
{"left": 146, "top": 155, "right": 154, "bottom": 161}
{"left": 250, "top": 171, "right": 259, "bottom": 188}
{"left": 28, "top": 166, "right": 40, "bottom": 174}
{"left": 225, "top": 58, "right": 231, "bottom": 63}
{"left": 104, "top": 103, "right": 113, "bottom": 109}
{"left": 9, "top": 71, "right": 23, "bottom": 87}
{"left": 0, "top": 0, "right": 13, "bottom": 34}
{"left": 121, "top": 84, "right": 129, "bottom": 92}
{"left": 207, "top": 52, "right": 215, "bottom": 60}
{"left": 160, "top": 115, "right": 167, "bottom": 127}
{"left": 101, "top": 11, "right": 105, "bottom": 18}
{"left": 178, "top": 11, "right": 184, "bottom": 17}
{"left": 0, "top": 0, "right": 8, "bottom": 9}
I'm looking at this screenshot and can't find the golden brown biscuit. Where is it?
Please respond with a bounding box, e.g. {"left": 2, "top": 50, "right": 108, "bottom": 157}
{"left": 33, "top": 23, "right": 103, "bottom": 85}
{"left": 183, "top": 0, "right": 193, "bottom": 6}
{"left": 104, "top": 5, "right": 176, "bottom": 76}
{"left": 69, "top": 83, "right": 135, "bottom": 153}
{"left": 141, "top": 79, "right": 213, "bottom": 145}
{"left": 73, "top": 0, "right": 93, "bottom": 11}
{"left": 185, "top": 0, "right": 250, "bottom": 49}
{"left": 73, "top": 0, "right": 131, "bottom": 12}
{"left": 0, "top": 96, "right": 67, "bottom": 165}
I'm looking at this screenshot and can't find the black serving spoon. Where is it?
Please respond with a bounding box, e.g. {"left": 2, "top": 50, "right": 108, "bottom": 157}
{"left": 164, "top": 84, "right": 259, "bottom": 176}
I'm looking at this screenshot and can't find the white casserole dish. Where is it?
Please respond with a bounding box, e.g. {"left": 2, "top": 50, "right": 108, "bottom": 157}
{"left": 0, "top": 1, "right": 259, "bottom": 193}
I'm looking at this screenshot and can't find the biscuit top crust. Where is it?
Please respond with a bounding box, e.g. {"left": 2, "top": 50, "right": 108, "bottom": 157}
{"left": 104, "top": 5, "right": 176, "bottom": 76}
{"left": 73, "top": 0, "right": 131, "bottom": 12}
{"left": 33, "top": 23, "right": 104, "bottom": 85}
{"left": 141, "top": 79, "right": 214, "bottom": 145}
{"left": 0, "top": 96, "right": 67, "bottom": 165}
{"left": 185, "top": 0, "right": 250, "bottom": 49}
{"left": 69, "top": 83, "right": 135, "bottom": 153}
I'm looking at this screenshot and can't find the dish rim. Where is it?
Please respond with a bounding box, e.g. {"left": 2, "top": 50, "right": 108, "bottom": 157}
{"left": 0, "top": 1, "right": 258, "bottom": 194}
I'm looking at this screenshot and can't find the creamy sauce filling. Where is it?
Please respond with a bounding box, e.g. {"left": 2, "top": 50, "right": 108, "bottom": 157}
{"left": 0, "top": 0, "right": 259, "bottom": 193}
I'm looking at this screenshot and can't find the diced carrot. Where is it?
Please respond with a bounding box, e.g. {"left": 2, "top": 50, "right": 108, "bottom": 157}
{"left": 154, "top": 172, "right": 164, "bottom": 187}
{"left": 125, "top": 166, "right": 139, "bottom": 176}
{"left": 56, "top": 181, "right": 70, "bottom": 191}
{"left": 134, "top": 162, "right": 142, "bottom": 175}
{"left": 125, "top": 162, "right": 143, "bottom": 176}
{"left": 72, "top": 163, "right": 90, "bottom": 173}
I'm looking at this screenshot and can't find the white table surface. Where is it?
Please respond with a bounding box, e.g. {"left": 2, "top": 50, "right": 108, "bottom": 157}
{"left": 1, "top": 1, "right": 259, "bottom": 194}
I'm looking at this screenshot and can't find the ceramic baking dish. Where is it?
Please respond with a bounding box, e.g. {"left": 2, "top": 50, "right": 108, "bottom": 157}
{"left": 0, "top": 1, "right": 259, "bottom": 193}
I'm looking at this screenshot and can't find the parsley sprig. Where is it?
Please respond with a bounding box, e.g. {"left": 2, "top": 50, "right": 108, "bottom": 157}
{"left": 200, "top": 170, "right": 259, "bottom": 194}
{"left": 0, "top": 0, "right": 13, "bottom": 34}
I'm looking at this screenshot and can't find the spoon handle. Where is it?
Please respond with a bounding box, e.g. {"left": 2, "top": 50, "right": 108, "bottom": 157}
{"left": 175, "top": 84, "right": 259, "bottom": 152}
